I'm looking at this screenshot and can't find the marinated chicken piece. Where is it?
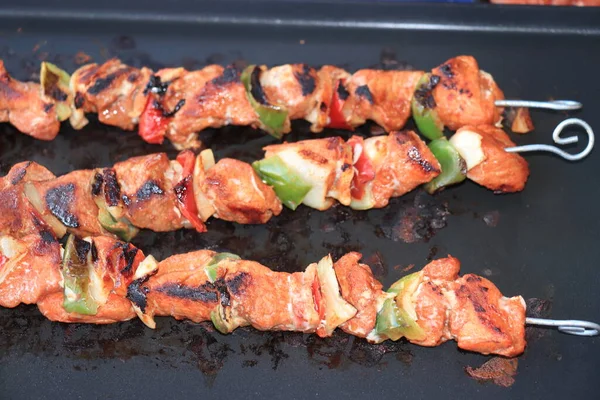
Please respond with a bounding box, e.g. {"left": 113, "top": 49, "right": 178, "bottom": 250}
{"left": 343, "top": 70, "right": 425, "bottom": 132}
{"left": 114, "top": 153, "right": 187, "bottom": 231}
{"left": 37, "top": 236, "right": 145, "bottom": 324}
{"left": 38, "top": 292, "right": 136, "bottom": 324}
{"left": 31, "top": 170, "right": 106, "bottom": 237}
{"left": 446, "top": 274, "right": 526, "bottom": 357}
{"left": 351, "top": 131, "right": 441, "bottom": 209}
{"left": 334, "top": 252, "right": 385, "bottom": 338}
{"left": 0, "top": 60, "right": 61, "bottom": 140}
{"left": 432, "top": 56, "right": 505, "bottom": 131}
{"left": 0, "top": 233, "right": 62, "bottom": 308}
{"left": 411, "top": 257, "right": 460, "bottom": 347}
{"left": 220, "top": 258, "right": 319, "bottom": 332}
{"left": 160, "top": 65, "right": 258, "bottom": 147}
{"left": 0, "top": 162, "right": 56, "bottom": 238}
{"left": 200, "top": 158, "right": 282, "bottom": 224}
{"left": 70, "top": 59, "right": 152, "bottom": 130}
{"left": 450, "top": 125, "right": 529, "bottom": 192}
{"left": 139, "top": 250, "right": 218, "bottom": 323}
{"left": 263, "top": 137, "right": 354, "bottom": 209}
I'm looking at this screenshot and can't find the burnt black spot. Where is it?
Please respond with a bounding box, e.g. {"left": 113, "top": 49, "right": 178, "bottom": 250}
{"left": 91, "top": 241, "right": 98, "bottom": 263}
{"left": 127, "top": 276, "right": 151, "bottom": 312}
{"left": 10, "top": 165, "right": 28, "bottom": 185}
{"left": 45, "top": 183, "right": 79, "bottom": 228}
{"left": 120, "top": 246, "right": 139, "bottom": 276}
{"left": 439, "top": 63, "right": 454, "bottom": 78}
{"left": 355, "top": 85, "right": 374, "bottom": 104}
{"left": 341, "top": 163, "right": 351, "bottom": 172}
{"left": 127, "top": 72, "right": 139, "bottom": 83}
{"left": 43, "top": 103, "right": 54, "bottom": 113}
{"left": 466, "top": 275, "right": 482, "bottom": 283}
{"left": 122, "top": 194, "right": 131, "bottom": 206}
{"left": 162, "top": 99, "right": 185, "bottom": 117}
{"left": 226, "top": 272, "right": 249, "bottom": 296}
{"left": 38, "top": 229, "right": 56, "bottom": 244}
{"left": 144, "top": 75, "right": 169, "bottom": 96}
{"left": 91, "top": 172, "right": 103, "bottom": 196}
{"left": 135, "top": 180, "right": 164, "bottom": 201}
{"left": 493, "top": 326, "right": 503, "bottom": 334}
{"left": 337, "top": 82, "right": 350, "bottom": 101}
{"left": 480, "top": 286, "right": 489, "bottom": 292}
{"left": 74, "top": 92, "right": 85, "bottom": 109}
{"left": 156, "top": 283, "right": 218, "bottom": 303}
{"left": 414, "top": 74, "right": 440, "bottom": 109}
{"left": 49, "top": 86, "right": 68, "bottom": 102}
{"left": 320, "top": 102, "right": 327, "bottom": 112}
{"left": 473, "top": 303, "right": 486, "bottom": 313}
{"left": 73, "top": 236, "right": 91, "bottom": 261}
{"left": 407, "top": 146, "right": 439, "bottom": 173}
{"left": 250, "top": 67, "right": 268, "bottom": 105}
{"left": 211, "top": 65, "right": 239, "bottom": 86}
{"left": 294, "top": 64, "right": 315, "bottom": 96}
{"left": 87, "top": 72, "right": 118, "bottom": 95}
{"left": 174, "top": 177, "right": 190, "bottom": 203}
{"left": 102, "top": 169, "right": 121, "bottom": 207}
{"left": 214, "top": 278, "right": 231, "bottom": 307}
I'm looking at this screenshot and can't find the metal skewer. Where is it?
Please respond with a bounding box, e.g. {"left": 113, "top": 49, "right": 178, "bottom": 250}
{"left": 505, "top": 118, "right": 594, "bottom": 161}
{"left": 526, "top": 318, "right": 600, "bottom": 337}
{"left": 495, "top": 100, "right": 582, "bottom": 111}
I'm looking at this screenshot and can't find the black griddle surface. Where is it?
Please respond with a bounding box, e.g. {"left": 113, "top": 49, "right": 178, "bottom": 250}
{"left": 1, "top": 2, "right": 599, "bottom": 399}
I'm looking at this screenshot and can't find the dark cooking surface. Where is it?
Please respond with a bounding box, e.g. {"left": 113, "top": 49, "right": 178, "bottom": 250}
{"left": 1, "top": 2, "right": 600, "bottom": 399}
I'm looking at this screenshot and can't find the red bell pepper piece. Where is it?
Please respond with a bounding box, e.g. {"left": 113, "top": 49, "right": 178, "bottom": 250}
{"left": 327, "top": 80, "right": 352, "bottom": 130}
{"left": 138, "top": 96, "right": 167, "bottom": 144}
{"left": 348, "top": 136, "right": 376, "bottom": 200}
{"left": 174, "top": 150, "right": 207, "bottom": 233}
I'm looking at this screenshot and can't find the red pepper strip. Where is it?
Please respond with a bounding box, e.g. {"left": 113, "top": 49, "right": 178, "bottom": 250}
{"left": 348, "top": 136, "right": 376, "bottom": 200}
{"left": 326, "top": 80, "right": 352, "bottom": 130}
{"left": 109, "top": 244, "right": 146, "bottom": 283}
{"left": 312, "top": 275, "right": 327, "bottom": 337}
{"left": 174, "top": 150, "right": 207, "bottom": 233}
{"left": 138, "top": 96, "right": 167, "bottom": 144}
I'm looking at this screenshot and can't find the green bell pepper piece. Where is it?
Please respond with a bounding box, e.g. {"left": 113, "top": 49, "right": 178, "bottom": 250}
{"left": 40, "top": 62, "right": 72, "bottom": 122}
{"left": 241, "top": 65, "right": 288, "bottom": 139}
{"left": 374, "top": 271, "right": 427, "bottom": 342}
{"left": 62, "top": 235, "right": 98, "bottom": 315}
{"left": 97, "top": 205, "right": 139, "bottom": 242}
{"left": 252, "top": 155, "right": 312, "bottom": 210}
{"left": 211, "top": 304, "right": 239, "bottom": 334}
{"left": 423, "top": 138, "right": 467, "bottom": 194}
{"left": 205, "top": 252, "right": 241, "bottom": 283}
{"left": 411, "top": 73, "right": 444, "bottom": 141}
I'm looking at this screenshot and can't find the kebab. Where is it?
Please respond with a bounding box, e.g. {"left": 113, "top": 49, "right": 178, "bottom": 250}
{"left": 0, "top": 121, "right": 543, "bottom": 242}
{"left": 1, "top": 55, "right": 580, "bottom": 149}
{"left": 1, "top": 231, "right": 598, "bottom": 357}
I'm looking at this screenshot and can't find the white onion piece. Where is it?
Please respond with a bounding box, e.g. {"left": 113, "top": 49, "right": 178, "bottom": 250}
{"left": 449, "top": 129, "right": 486, "bottom": 171}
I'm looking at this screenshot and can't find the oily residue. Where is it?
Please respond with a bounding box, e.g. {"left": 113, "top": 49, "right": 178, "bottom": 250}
{"left": 378, "top": 191, "right": 449, "bottom": 243}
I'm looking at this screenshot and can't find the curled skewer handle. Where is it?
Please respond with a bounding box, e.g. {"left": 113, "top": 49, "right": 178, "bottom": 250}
{"left": 505, "top": 118, "right": 594, "bottom": 161}
{"left": 495, "top": 100, "right": 583, "bottom": 111}
{"left": 526, "top": 317, "right": 600, "bottom": 337}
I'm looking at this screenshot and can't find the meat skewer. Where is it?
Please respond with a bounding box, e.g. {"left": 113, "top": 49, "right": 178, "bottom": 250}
{"left": 0, "top": 231, "right": 597, "bottom": 358}
{"left": 0, "top": 55, "right": 581, "bottom": 149}
{"left": 4, "top": 119, "right": 592, "bottom": 242}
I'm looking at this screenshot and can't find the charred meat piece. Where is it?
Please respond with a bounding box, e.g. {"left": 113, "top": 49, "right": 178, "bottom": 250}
{"left": 351, "top": 130, "right": 441, "bottom": 209}
{"left": 0, "top": 162, "right": 56, "bottom": 238}
{"left": 343, "top": 70, "right": 424, "bottom": 132}
{"left": 159, "top": 65, "right": 258, "bottom": 148}
{"left": 432, "top": 56, "right": 505, "bottom": 131}
{"left": 114, "top": 153, "right": 187, "bottom": 231}
{"left": 0, "top": 61, "right": 61, "bottom": 140}
{"left": 70, "top": 59, "right": 152, "bottom": 130}
{"left": 450, "top": 125, "right": 529, "bottom": 192}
